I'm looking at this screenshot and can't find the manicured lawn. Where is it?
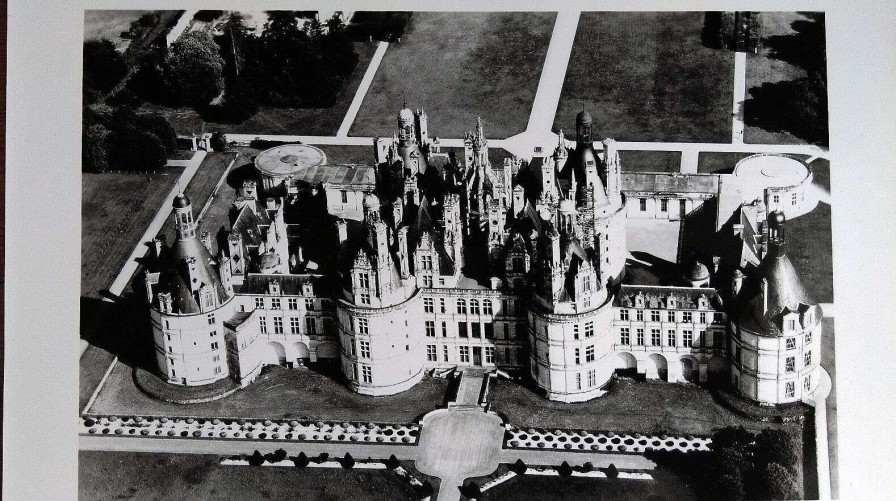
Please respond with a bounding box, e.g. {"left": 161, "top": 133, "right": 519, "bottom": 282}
{"left": 744, "top": 12, "right": 825, "bottom": 145}
{"left": 79, "top": 451, "right": 421, "bottom": 501}
{"left": 138, "top": 41, "right": 378, "bottom": 136}
{"left": 319, "top": 144, "right": 379, "bottom": 165}
{"left": 81, "top": 167, "right": 184, "bottom": 299}
{"left": 489, "top": 376, "right": 795, "bottom": 436}
{"left": 619, "top": 150, "right": 682, "bottom": 173}
{"left": 79, "top": 345, "right": 117, "bottom": 412}
{"left": 784, "top": 159, "right": 833, "bottom": 303}
{"left": 697, "top": 151, "right": 752, "bottom": 173}
{"left": 349, "top": 12, "right": 556, "bottom": 139}
{"left": 480, "top": 468, "right": 695, "bottom": 501}
{"left": 87, "top": 362, "right": 448, "bottom": 423}
{"left": 557, "top": 12, "right": 734, "bottom": 143}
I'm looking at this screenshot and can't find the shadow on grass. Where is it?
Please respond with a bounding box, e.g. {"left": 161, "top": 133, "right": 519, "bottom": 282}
{"left": 81, "top": 291, "right": 156, "bottom": 372}
{"left": 763, "top": 13, "right": 826, "bottom": 73}
{"left": 744, "top": 74, "right": 828, "bottom": 147}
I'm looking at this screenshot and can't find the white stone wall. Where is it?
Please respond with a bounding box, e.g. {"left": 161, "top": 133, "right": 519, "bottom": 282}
{"left": 624, "top": 194, "right": 710, "bottom": 221}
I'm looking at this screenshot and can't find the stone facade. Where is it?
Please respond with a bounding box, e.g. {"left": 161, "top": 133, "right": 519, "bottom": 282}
{"left": 144, "top": 107, "right": 823, "bottom": 406}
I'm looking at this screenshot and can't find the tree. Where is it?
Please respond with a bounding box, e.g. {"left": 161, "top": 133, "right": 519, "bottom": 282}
{"left": 83, "top": 39, "right": 129, "bottom": 102}
{"left": 107, "top": 125, "right": 166, "bottom": 172}
{"left": 756, "top": 462, "right": 798, "bottom": 500}
{"left": 557, "top": 461, "right": 573, "bottom": 477}
{"left": 210, "top": 132, "right": 227, "bottom": 152}
{"left": 754, "top": 429, "right": 799, "bottom": 472}
{"left": 341, "top": 452, "right": 355, "bottom": 469}
{"left": 580, "top": 461, "right": 593, "bottom": 473}
{"left": 136, "top": 113, "right": 178, "bottom": 155}
{"left": 164, "top": 31, "right": 225, "bottom": 107}
{"left": 605, "top": 463, "right": 619, "bottom": 479}
{"left": 711, "top": 426, "right": 755, "bottom": 451}
{"left": 272, "top": 448, "right": 288, "bottom": 462}
{"left": 384, "top": 454, "right": 400, "bottom": 470}
{"left": 83, "top": 123, "right": 110, "bottom": 173}
{"left": 292, "top": 451, "right": 310, "bottom": 467}
{"left": 247, "top": 450, "right": 265, "bottom": 466}
{"left": 706, "top": 456, "right": 745, "bottom": 500}
{"left": 511, "top": 458, "right": 527, "bottom": 475}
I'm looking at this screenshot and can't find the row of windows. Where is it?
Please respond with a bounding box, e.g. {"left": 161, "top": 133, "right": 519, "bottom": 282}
{"left": 619, "top": 309, "right": 713, "bottom": 323}
{"left": 637, "top": 197, "right": 687, "bottom": 215}
{"left": 254, "top": 297, "right": 319, "bottom": 311}
{"left": 350, "top": 364, "right": 373, "bottom": 384}
{"left": 619, "top": 327, "right": 718, "bottom": 348}
{"left": 785, "top": 331, "right": 813, "bottom": 349}
{"left": 770, "top": 192, "right": 802, "bottom": 207}
{"left": 573, "top": 370, "right": 598, "bottom": 390}
{"left": 260, "top": 316, "right": 321, "bottom": 335}
{"left": 783, "top": 351, "right": 813, "bottom": 372}
{"left": 783, "top": 375, "right": 812, "bottom": 397}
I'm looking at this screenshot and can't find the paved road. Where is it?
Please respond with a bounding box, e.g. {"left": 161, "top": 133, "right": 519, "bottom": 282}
{"left": 803, "top": 367, "right": 834, "bottom": 500}
{"left": 104, "top": 151, "right": 207, "bottom": 300}
{"left": 526, "top": 11, "right": 581, "bottom": 133}
{"left": 732, "top": 51, "right": 747, "bottom": 144}
{"left": 338, "top": 42, "right": 389, "bottom": 137}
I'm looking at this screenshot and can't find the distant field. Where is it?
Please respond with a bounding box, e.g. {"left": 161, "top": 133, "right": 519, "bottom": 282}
{"left": 139, "top": 41, "right": 378, "bottom": 136}
{"left": 81, "top": 167, "right": 184, "bottom": 299}
{"left": 786, "top": 159, "right": 833, "bottom": 303}
{"left": 80, "top": 451, "right": 421, "bottom": 501}
{"left": 557, "top": 12, "right": 734, "bottom": 143}
{"left": 349, "top": 12, "right": 556, "bottom": 139}
{"left": 83, "top": 10, "right": 152, "bottom": 49}
{"left": 619, "top": 150, "right": 682, "bottom": 173}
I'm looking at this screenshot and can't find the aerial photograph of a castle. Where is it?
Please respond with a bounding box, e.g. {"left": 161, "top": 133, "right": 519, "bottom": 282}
{"left": 79, "top": 9, "right": 834, "bottom": 500}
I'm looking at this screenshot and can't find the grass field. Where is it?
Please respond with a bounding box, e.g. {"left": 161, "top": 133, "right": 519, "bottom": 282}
{"left": 79, "top": 345, "right": 117, "bottom": 411}
{"left": 489, "top": 376, "right": 797, "bottom": 436}
{"left": 349, "top": 12, "right": 556, "bottom": 139}
{"left": 785, "top": 159, "right": 833, "bottom": 303}
{"left": 139, "top": 41, "right": 378, "bottom": 136}
{"left": 744, "top": 12, "right": 822, "bottom": 145}
{"left": 619, "top": 150, "right": 682, "bottom": 173}
{"left": 697, "top": 151, "right": 753, "bottom": 173}
{"left": 557, "top": 12, "right": 734, "bottom": 143}
{"left": 87, "top": 362, "right": 448, "bottom": 422}
{"left": 79, "top": 451, "right": 420, "bottom": 501}
{"left": 81, "top": 167, "right": 184, "bottom": 299}
{"left": 481, "top": 468, "right": 696, "bottom": 501}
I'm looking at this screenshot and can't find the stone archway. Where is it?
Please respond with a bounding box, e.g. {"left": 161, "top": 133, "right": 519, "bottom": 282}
{"left": 294, "top": 342, "right": 310, "bottom": 361}
{"left": 680, "top": 356, "right": 699, "bottom": 382}
{"left": 261, "top": 341, "right": 287, "bottom": 366}
{"left": 646, "top": 353, "right": 668, "bottom": 381}
{"left": 315, "top": 341, "right": 339, "bottom": 360}
{"left": 615, "top": 352, "right": 638, "bottom": 378}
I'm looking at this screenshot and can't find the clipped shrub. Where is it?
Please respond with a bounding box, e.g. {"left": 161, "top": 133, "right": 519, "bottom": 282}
{"left": 606, "top": 463, "right": 619, "bottom": 479}
{"left": 580, "top": 462, "right": 594, "bottom": 473}
{"left": 384, "top": 454, "right": 400, "bottom": 470}
{"left": 557, "top": 461, "right": 573, "bottom": 478}
{"left": 292, "top": 451, "right": 310, "bottom": 468}
{"left": 247, "top": 450, "right": 265, "bottom": 466}
{"left": 342, "top": 453, "right": 355, "bottom": 469}
{"left": 511, "top": 458, "right": 527, "bottom": 475}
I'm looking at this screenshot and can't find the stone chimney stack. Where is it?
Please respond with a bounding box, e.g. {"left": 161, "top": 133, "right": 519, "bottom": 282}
{"left": 761, "top": 278, "right": 769, "bottom": 314}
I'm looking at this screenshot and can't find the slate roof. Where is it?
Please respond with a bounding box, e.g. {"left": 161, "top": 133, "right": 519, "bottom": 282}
{"left": 622, "top": 172, "right": 719, "bottom": 195}
{"left": 615, "top": 285, "right": 722, "bottom": 311}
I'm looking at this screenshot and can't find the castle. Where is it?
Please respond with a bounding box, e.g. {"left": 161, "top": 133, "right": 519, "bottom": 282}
{"left": 144, "top": 107, "right": 822, "bottom": 405}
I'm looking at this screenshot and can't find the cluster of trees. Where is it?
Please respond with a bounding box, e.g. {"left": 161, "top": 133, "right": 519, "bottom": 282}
{"left": 704, "top": 426, "right": 801, "bottom": 500}
{"left": 126, "top": 12, "right": 359, "bottom": 122}
{"left": 348, "top": 11, "right": 412, "bottom": 41}
{"left": 82, "top": 106, "right": 177, "bottom": 173}
{"left": 83, "top": 39, "right": 130, "bottom": 104}
{"left": 702, "top": 12, "right": 763, "bottom": 52}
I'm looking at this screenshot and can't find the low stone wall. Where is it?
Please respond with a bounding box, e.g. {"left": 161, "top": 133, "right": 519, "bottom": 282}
{"left": 80, "top": 415, "right": 420, "bottom": 445}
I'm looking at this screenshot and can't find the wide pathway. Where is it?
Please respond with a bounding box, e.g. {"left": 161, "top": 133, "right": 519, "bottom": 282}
{"left": 803, "top": 367, "right": 834, "bottom": 500}
{"left": 732, "top": 51, "right": 748, "bottom": 144}
{"left": 104, "top": 151, "right": 207, "bottom": 300}
{"left": 526, "top": 11, "right": 581, "bottom": 133}
{"left": 338, "top": 42, "right": 389, "bottom": 137}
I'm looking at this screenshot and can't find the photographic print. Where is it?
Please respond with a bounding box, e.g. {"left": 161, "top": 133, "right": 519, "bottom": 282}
{"left": 78, "top": 9, "right": 836, "bottom": 500}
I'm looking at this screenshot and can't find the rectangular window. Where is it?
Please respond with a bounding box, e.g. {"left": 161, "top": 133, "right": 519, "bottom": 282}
{"left": 271, "top": 298, "right": 281, "bottom": 310}
{"left": 207, "top": 313, "right": 215, "bottom": 325}
{"left": 359, "top": 273, "right": 370, "bottom": 289}
{"left": 472, "top": 323, "right": 482, "bottom": 338}
{"left": 273, "top": 317, "right": 283, "bottom": 334}
{"left": 786, "top": 338, "right": 796, "bottom": 350}
{"left": 305, "top": 317, "right": 317, "bottom": 335}
{"left": 290, "top": 318, "right": 300, "bottom": 334}
{"left": 651, "top": 329, "right": 661, "bottom": 346}
{"left": 424, "top": 297, "right": 434, "bottom": 313}
{"left": 699, "top": 312, "right": 707, "bottom": 324}
{"left": 636, "top": 309, "right": 644, "bottom": 321}
{"left": 637, "top": 328, "right": 645, "bottom": 346}
{"left": 470, "top": 299, "right": 480, "bottom": 315}
{"left": 804, "top": 375, "right": 812, "bottom": 392}
{"left": 788, "top": 319, "right": 796, "bottom": 331}
{"left": 341, "top": 190, "right": 348, "bottom": 203}
{"left": 359, "top": 293, "right": 370, "bottom": 305}
{"left": 421, "top": 254, "right": 433, "bottom": 270}
{"left": 667, "top": 330, "right": 676, "bottom": 347}
{"left": 698, "top": 330, "right": 706, "bottom": 347}
{"left": 350, "top": 341, "right": 356, "bottom": 357}
{"left": 209, "top": 331, "right": 215, "bottom": 338}
{"left": 804, "top": 350, "right": 812, "bottom": 367}
{"left": 442, "top": 322, "right": 448, "bottom": 337}
{"left": 785, "top": 381, "right": 795, "bottom": 398}
{"left": 791, "top": 193, "right": 798, "bottom": 205}
{"left": 484, "top": 323, "right": 494, "bottom": 339}
{"left": 255, "top": 297, "right": 264, "bottom": 309}
{"left": 574, "top": 348, "right": 581, "bottom": 365}
{"left": 683, "top": 330, "right": 693, "bottom": 347}
{"left": 457, "top": 299, "right": 467, "bottom": 314}
{"left": 439, "top": 298, "right": 446, "bottom": 313}
{"left": 360, "top": 340, "right": 370, "bottom": 359}
{"left": 459, "top": 346, "right": 470, "bottom": 363}
{"left": 483, "top": 300, "right": 493, "bottom": 315}
{"left": 305, "top": 299, "right": 314, "bottom": 311}
{"left": 358, "top": 318, "right": 369, "bottom": 335}
{"left": 786, "top": 356, "right": 795, "bottom": 372}
{"left": 425, "top": 320, "right": 436, "bottom": 337}
{"left": 805, "top": 331, "right": 812, "bottom": 344}
{"left": 443, "top": 345, "right": 449, "bottom": 362}
{"left": 620, "top": 327, "right": 630, "bottom": 345}
{"left": 682, "top": 311, "right": 692, "bottom": 323}
{"left": 639, "top": 198, "right": 647, "bottom": 211}
{"left": 666, "top": 311, "right": 675, "bottom": 322}
{"left": 503, "top": 323, "right": 509, "bottom": 339}
{"left": 585, "top": 321, "right": 594, "bottom": 338}
{"left": 660, "top": 198, "right": 668, "bottom": 212}
{"left": 576, "top": 373, "right": 582, "bottom": 390}
{"left": 351, "top": 364, "right": 358, "bottom": 381}
{"left": 211, "top": 342, "right": 219, "bottom": 350}
{"left": 573, "top": 324, "right": 580, "bottom": 340}
{"left": 458, "top": 322, "right": 468, "bottom": 338}
{"left": 288, "top": 298, "right": 298, "bottom": 310}
{"left": 361, "top": 366, "right": 372, "bottom": 383}
{"left": 214, "top": 366, "right": 222, "bottom": 375}
{"left": 650, "top": 310, "right": 661, "bottom": 322}
{"left": 586, "top": 345, "right": 595, "bottom": 362}
{"left": 620, "top": 309, "right": 629, "bottom": 321}
{"left": 427, "top": 345, "right": 437, "bottom": 362}
{"left": 259, "top": 316, "right": 267, "bottom": 334}
{"left": 485, "top": 347, "right": 495, "bottom": 364}
{"left": 588, "top": 369, "right": 596, "bottom": 387}
{"left": 423, "top": 275, "right": 433, "bottom": 287}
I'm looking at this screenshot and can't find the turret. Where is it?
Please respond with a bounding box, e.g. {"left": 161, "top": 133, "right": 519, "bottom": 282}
{"left": 398, "top": 104, "right": 415, "bottom": 145}
{"left": 576, "top": 108, "right": 593, "bottom": 146}
{"left": 173, "top": 193, "right": 197, "bottom": 240}
{"left": 415, "top": 109, "right": 428, "bottom": 144}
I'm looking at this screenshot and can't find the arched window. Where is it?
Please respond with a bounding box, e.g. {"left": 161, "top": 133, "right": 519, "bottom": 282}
{"left": 483, "top": 299, "right": 493, "bottom": 315}
{"left": 457, "top": 298, "right": 467, "bottom": 314}
{"left": 470, "top": 299, "right": 480, "bottom": 315}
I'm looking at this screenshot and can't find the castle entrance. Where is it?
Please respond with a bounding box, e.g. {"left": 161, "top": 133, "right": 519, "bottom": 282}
{"left": 472, "top": 347, "right": 482, "bottom": 366}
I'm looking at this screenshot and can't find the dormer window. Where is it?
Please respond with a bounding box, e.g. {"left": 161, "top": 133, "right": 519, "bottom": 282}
{"left": 667, "top": 296, "right": 676, "bottom": 309}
